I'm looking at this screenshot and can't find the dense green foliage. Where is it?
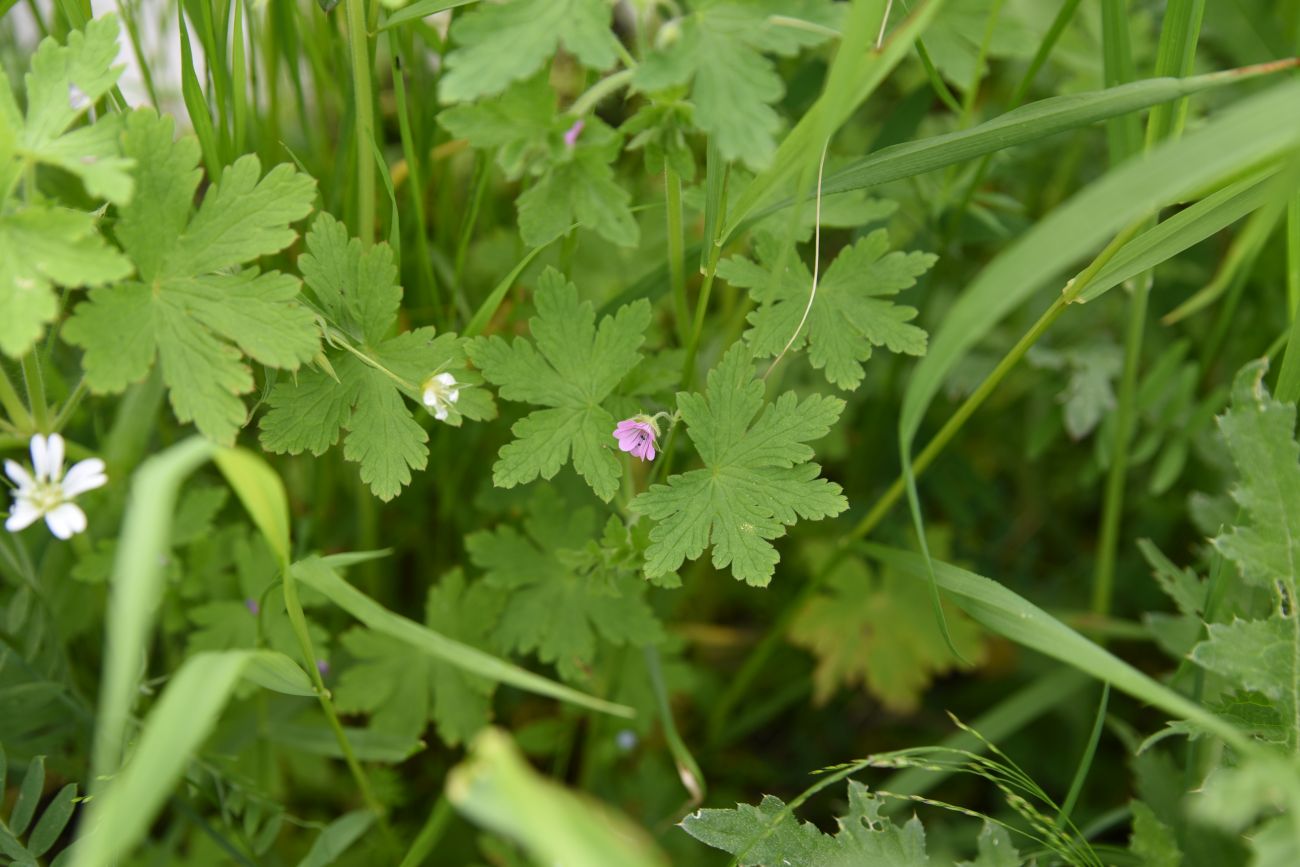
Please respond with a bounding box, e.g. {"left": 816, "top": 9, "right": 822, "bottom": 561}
{"left": 2, "top": 1, "right": 1300, "bottom": 865}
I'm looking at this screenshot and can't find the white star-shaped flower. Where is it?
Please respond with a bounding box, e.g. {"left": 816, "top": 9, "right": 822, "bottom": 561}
{"left": 421, "top": 372, "right": 461, "bottom": 422}
{"left": 5, "top": 433, "right": 107, "bottom": 540}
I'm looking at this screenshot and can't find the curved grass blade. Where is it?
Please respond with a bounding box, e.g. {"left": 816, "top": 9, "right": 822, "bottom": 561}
{"left": 859, "top": 543, "right": 1251, "bottom": 752}
{"left": 292, "top": 556, "right": 635, "bottom": 718}
{"left": 71, "top": 650, "right": 313, "bottom": 867}
{"left": 754, "top": 62, "right": 1298, "bottom": 227}
{"left": 447, "top": 728, "right": 668, "bottom": 867}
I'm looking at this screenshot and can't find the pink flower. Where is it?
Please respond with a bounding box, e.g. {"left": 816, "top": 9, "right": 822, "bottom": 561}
{"left": 564, "top": 119, "right": 585, "bottom": 149}
{"left": 614, "top": 415, "right": 658, "bottom": 462}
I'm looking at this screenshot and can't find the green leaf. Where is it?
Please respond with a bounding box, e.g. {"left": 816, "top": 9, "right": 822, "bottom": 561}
{"left": 1128, "top": 800, "right": 1182, "bottom": 867}
{"left": 260, "top": 213, "right": 493, "bottom": 500}
{"left": 1213, "top": 361, "right": 1300, "bottom": 593}
{"left": 921, "top": 0, "right": 1036, "bottom": 87}
{"left": 466, "top": 497, "right": 663, "bottom": 683}
{"left": 441, "top": 76, "right": 639, "bottom": 248}
{"left": 64, "top": 110, "right": 319, "bottom": 445}
{"left": 2, "top": 15, "right": 134, "bottom": 202}
{"left": 788, "top": 541, "right": 986, "bottom": 712}
{"left": 634, "top": 1, "right": 837, "bottom": 169}
{"left": 292, "top": 556, "right": 635, "bottom": 718}
{"left": 447, "top": 728, "right": 668, "bottom": 867}
{"left": 681, "top": 781, "right": 934, "bottom": 867}
{"left": 468, "top": 267, "right": 650, "bottom": 501}
{"left": 294, "top": 811, "right": 375, "bottom": 867}
{"left": 721, "top": 229, "right": 935, "bottom": 390}
{"left": 1028, "top": 341, "right": 1124, "bottom": 440}
{"left": 516, "top": 118, "right": 639, "bottom": 248}
{"left": 634, "top": 345, "right": 846, "bottom": 586}
{"left": 958, "top": 822, "right": 1021, "bottom": 867}
{"left": 11, "top": 755, "right": 45, "bottom": 836}
{"left": 334, "top": 569, "right": 501, "bottom": 746}
{"left": 0, "top": 206, "right": 131, "bottom": 358}
{"left": 1191, "top": 618, "right": 1294, "bottom": 708}
{"left": 439, "top": 0, "right": 620, "bottom": 103}
{"left": 27, "top": 783, "right": 76, "bottom": 859}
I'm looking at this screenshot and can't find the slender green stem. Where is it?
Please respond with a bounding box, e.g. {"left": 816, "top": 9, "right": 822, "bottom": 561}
{"left": 645, "top": 645, "right": 705, "bottom": 808}
{"left": 665, "top": 166, "right": 689, "bottom": 345}
{"left": 850, "top": 220, "right": 1143, "bottom": 541}
{"left": 51, "top": 377, "right": 88, "bottom": 433}
{"left": 1091, "top": 276, "right": 1149, "bottom": 616}
{"left": 397, "top": 796, "right": 454, "bottom": 867}
{"left": 1056, "top": 683, "right": 1110, "bottom": 826}
{"left": 20, "top": 353, "right": 48, "bottom": 432}
{"left": 345, "top": 0, "right": 375, "bottom": 246}
{"left": 389, "top": 34, "right": 441, "bottom": 318}
{"left": 947, "top": 0, "right": 1080, "bottom": 237}
{"left": 568, "top": 69, "right": 634, "bottom": 118}
{"left": 0, "top": 365, "right": 32, "bottom": 431}
{"left": 1092, "top": 0, "right": 1203, "bottom": 616}
{"left": 281, "top": 561, "right": 396, "bottom": 852}
{"left": 680, "top": 228, "right": 725, "bottom": 390}
{"left": 1288, "top": 192, "right": 1300, "bottom": 319}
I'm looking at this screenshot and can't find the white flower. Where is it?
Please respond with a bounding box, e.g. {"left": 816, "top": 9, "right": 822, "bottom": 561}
{"left": 5, "top": 433, "right": 107, "bottom": 540}
{"left": 421, "top": 372, "right": 461, "bottom": 422}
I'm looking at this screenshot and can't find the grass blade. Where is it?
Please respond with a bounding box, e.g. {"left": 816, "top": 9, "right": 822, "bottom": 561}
{"left": 900, "top": 79, "right": 1300, "bottom": 459}
{"left": 788, "top": 64, "right": 1297, "bottom": 214}
{"left": 91, "top": 437, "right": 215, "bottom": 786}
{"left": 860, "top": 543, "right": 1249, "bottom": 751}
{"left": 292, "top": 556, "right": 635, "bottom": 718}
{"left": 71, "top": 651, "right": 312, "bottom": 867}
{"left": 447, "top": 729, "right": 667, "bottom": 867}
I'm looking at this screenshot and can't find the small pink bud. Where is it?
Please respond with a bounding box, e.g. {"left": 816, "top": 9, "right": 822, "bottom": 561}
{"left": 613, "top": 415, "right": 659, "bottom": 462}
{"left": 564, "top": 119, "right": 585, "bottom": 149}
{"left": 245, "top": 598, "right": 260, "bottom": 615}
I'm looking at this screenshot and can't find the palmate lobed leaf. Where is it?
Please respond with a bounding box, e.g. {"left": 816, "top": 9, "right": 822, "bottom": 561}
{"left": 721, "top": 229, "right": 936, "bottom": 390}
{"left": 441, "top": 74, "right": 639, "bottom": 248}
{"left": 788, "top": 540, "right": 986, "bottom": 712}
{"left": 260, "top": 213, "right": 494, "bottom": 500}
{"left": 466, "top": 493, "right": 663, "bottom": 683}
{"left": 634, "top": 0, "right": 839, "bottom": 170}
{"left": 0, "top": 206, "right": 131, "bottom": 358}
{"left": 63, "top": 109, "right": 319, "bottom": 445}
{"left": 469, "top": 267, "right": 650, "bottom": 501}
{"left": 634, "top": 345, "right": 846, "bottom": 586}
{"left": 438, "top": 0, "right": 620, "bottom": 103}
{"left": 333, "top": 569, "right": 501, "bottom": 747}
{"left": 681, "top": 780, "right": 974, "bottom": 866}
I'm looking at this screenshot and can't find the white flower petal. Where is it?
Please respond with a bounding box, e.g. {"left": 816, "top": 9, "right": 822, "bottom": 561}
{"left": 44, "top": 502, "right": 87, "bottom": 539}
{"left": 422, "top": 387, "right": 437, "bottom": 408}
{"left": 4, "top": 459, "right": 34, "bottom": 490}
{"left": 447, "top": 389, "right": 460, "bottom": 404}
{"left": 5, "top": 499, "right": 41, "bottom": 532}
{"left": 45, "top": 433, "right": 66, "bottom": 481}
{"left": 29, "top": 434, "right": 50, "bottom": 481}
{"left": 62, "top": 458, "right": 108, "bottom": 497}
{"left": 434, "top": 405, "right": 449, "bottom": 421}
{"left": 435, "top": 372, "right": 457, "bottom": 387}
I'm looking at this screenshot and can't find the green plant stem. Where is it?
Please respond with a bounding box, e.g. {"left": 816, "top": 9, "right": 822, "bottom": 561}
{"left": 398, "top": 796, "right": 453, "bottom": 867}
{"left": 568, "top": 69, "right": 634, "bottom": 118}
{"left": 665, "top": 166, "right": 689, "bottom": 346}
{"left": 20, "top": 353, "right": 48, "bottom": 432}
{"left": 1056, "top": 683, "right": 1109, "bottom": 827}
{"left": 947, "top": 0, "right": 1080, "bottom": 238}
{"left": 0, "top": 365, "right": 32, "bottom": 431}
{"left": 1092, "top": 0, "right": 1204, "bottom": 616}
{"left": 1091, "top": 276, "right": 1149, "bottom": 616}
{"left": 345, "top": 0, "right": 376, "bottom": 246}
{"left": 645, "top": 645, "right": 705, "bottom": 810}
{"left": 51, "top": 377, "right": 88, "bottom": 432}
{"left": 681, "top": 226, "right": 724, "bottom": 390}
{"left": 282, "top": 561, "right": 396, "bottom": 852}
{"left": 389, "top": 33, "right": 441, "bottom": 318}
